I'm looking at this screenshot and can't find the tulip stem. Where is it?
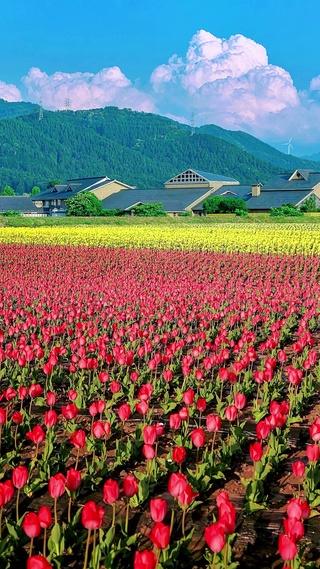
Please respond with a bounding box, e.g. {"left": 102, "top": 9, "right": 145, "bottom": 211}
{"left": 29, "top": 536, "right": 34, "bottom": 558}
{"left": 211, "top": 432, "right": 217, "bottom": 454}
{"left": 68, "top": 496, "right": 72, "bottom": 523}
{"left": 181, "top": 508, "right": 186, "bottom": 538}
{"left": 112, "top": 503, "right": 116, "bottom": 527}
{"left": 170, "top": 507, "right": 175, "bottom": 536}
{"left": 54, "top": 498, "right": 58, "bottom": 526}
{"left": 75, "top": 448, "right": 80, "bottom": 469}
{"left": 211, "top": 552, "right": 216, "bottom": 569}
{"left": 93, "top": 528, "right": 97, "bottom": 552}
{"left": 125, "top": 502, "right": 130, "bottom": 534}
{"left": 16, "top": 487, "right": 20, "bottom": 522}
{"left": 14, "top": 425, "right": 18, "bottom": 450}
{"left": 43, "top": 527, "right": 47, "bottom": 557}
{"left": 83, "top": 528, "right": 91, "bottom": 569}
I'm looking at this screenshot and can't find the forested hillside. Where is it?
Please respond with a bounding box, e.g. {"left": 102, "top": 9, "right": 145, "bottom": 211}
{"left": 0, "top": 102, "right": 318, "bottom": 194}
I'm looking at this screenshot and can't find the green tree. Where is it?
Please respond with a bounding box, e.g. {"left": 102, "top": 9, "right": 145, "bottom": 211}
{"left": 31, "top": 186, "right": 41, "bottom": 196}
{"left": 66, "top": 191, "right": 103, "bottom": 216}
{"left": 47, "top": 180, "right": 61, "bottom": 189}
{"left": 1, "top": 185, "right": 15, "bottom": 196}
{"left": 203, "top": 196, "right": 248, "bottom": 214}
{"left": 131, "top": 202, "right": 166, "bottom": 216}
{"left": 300, "top": 196, "right": 317, "bottom": 212}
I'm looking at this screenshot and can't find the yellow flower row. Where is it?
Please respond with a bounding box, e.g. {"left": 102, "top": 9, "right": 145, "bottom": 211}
{"left": 0, "top": 224, "right": 320, "bottom": 254}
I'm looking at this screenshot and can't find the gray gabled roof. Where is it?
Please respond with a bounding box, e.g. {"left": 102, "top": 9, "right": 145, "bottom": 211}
{"left": 193, "top": 185, "right": 252, "bottom": 210}
{"left": 263, "top": 171, "right": 320, "bottom": 191}
{"left": 192, "top": 170, "right": 239, "bottom": 183}
{"left": 246, "top": 190, "right": 312, "bottom": 210}
{"left": 102, "top": 187, "right": 211, "bottom": 212}
{"left": 0, "top": 196, "right": 43, "bottom": 213}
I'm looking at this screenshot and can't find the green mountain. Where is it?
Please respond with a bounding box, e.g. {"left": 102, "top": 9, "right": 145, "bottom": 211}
{"left": 0, "top": 99, "right": 37, "bottom": 120}
{"left": 198, "top": 123, "right": 320, "bottom": 170}
{"left": 0, "top": 101, "right": 318, "bottom": 194}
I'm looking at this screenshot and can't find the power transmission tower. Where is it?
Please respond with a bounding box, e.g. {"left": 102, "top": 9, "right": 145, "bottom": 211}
{"left": 38, "top": 99, "right": 43, "bottom": 121}
{"left": 64, "top": 98, "right": 71, "bottom": 110}
{"left": 191, "top": 113, "right": 195, "bottom": 136}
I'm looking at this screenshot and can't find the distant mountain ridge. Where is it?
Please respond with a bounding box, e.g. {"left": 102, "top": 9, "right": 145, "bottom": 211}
{"left": 0, "top": 99, "right": 319, "bottom": 194}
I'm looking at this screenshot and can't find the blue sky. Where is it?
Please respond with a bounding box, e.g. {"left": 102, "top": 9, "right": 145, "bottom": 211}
{"left": 2, "top": 0, "right": 320, "bottom": 152}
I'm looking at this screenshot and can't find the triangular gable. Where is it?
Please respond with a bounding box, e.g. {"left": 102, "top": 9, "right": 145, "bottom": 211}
{"left": 289, "top": 169, "right": 309, "bottom": 182}
{"left": 165, "top": 169, "right": 208, "bottom": 184}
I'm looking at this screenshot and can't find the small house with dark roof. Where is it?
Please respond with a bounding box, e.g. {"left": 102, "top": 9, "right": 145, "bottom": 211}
{"left": 33, "top": 176, "right": 135, "bottom": 216}
{"left": 0, "top": 196, "right": 44, "bottom": 216}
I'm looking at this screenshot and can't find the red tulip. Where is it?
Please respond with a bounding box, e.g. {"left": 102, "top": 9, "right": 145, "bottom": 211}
{"left": 44, "top": 410, "right": 58, "bottom": 428}
{"left": 11, "top": 411, "right": 23, "bottom": 424}
{"left": 310, "top": 423, "right": 320, "bottom": 442}
{"left": 287, "top": 497, "right": 310, "bottom": 520}
{"left": 182, "top": 389, "right": 194, "bottom": 406}
{"left": 190, "top": 428, "right": 205, "bottom": 448}
{"left": 103, "top": 479, "right": 119, "bottom": 504}
{"left": 196, "top": 398, "right": 207, "bottom": 413}
{"left": 22, "top": 512, "right": 41, "bottom": 538}
{"left": 92, "top": 421, "right": 105, "bottom": 438}
{"left": 205, "top": 522, "right": 226, "bottom": 552}
{"left": 256, "top": 420, "right": 271, "bottom": 440}
{"left": 306, "top": 444, "right": 320, "bottom": 463}
{"left": 150, "top": 497, "right": 167, "bottom": 522}
{"left": 136, "top": 401, "right": 149, "bottom": 415}
{"left": 117, "top": 403, "right": 131, "bottom": 421}
{"left": 110, "top": 380, "right": 121, "bottom": 394}
{"left": 168, "top": 473, "right": 187, "bottom": 497}
{"left": 172, "top": 446, "right": 186, "bottom": 464}
{"left": 0, "top": 480, "right": 14, "bottom": 506}
{"left": 206, "top": 414, "right": 221, "bottom": 433}
{"left": 68, "top": 390, "right": 78, "bottom": 401}
{"left": 123, "top": 474, "right": 139, "bottom": 497}
{"left": 70, "top": 429, "right": 86, "bottom": 449}
{"left": 234, "top": 392, "right": 246, "bottom": 410}
{"left": 81, "top": 500, "right": 104, "bottom": 529}
{"left": 292, "top": 461, "right": 305, "bottom": 478}
{"left": 142, "top": 444, "right": 155, "bottom": 459}
{"left": 225, "top": 405, "right": 237, "bottom": 422}
{"left": 27, "top": 556, "right": 53, "bottom": 569}
{"left": 66, "top": 468, "right": 82, "bottom": 492}
{"left": 12, "top": 466, "right": 29, "bottom": 488}
{"left": 177, "top": 484, "right": 199, "bottom": 507}
{"left": 62, "top": 403, "right": 78, "bottom": 420}
{"left": 48, "top": 473, "right": 66, "bottom": 499}
{"left": 169, "top": 413, "right": 182, "bottom": 430}
{"left": 249, "top": 441, "right": 263, "bottom": 462}
{"left": 133, "top": 549, "right": 157, "bottom": 569}
{"left": 149, "top": 521, "right": 170, "bottom": 549}
{"left": 143, "top": 425, "right": 157, "bottom": 445}
{"left": 278, "top": 533, "right": 298, "bottom": 561}
{"left": 46, "top": 392, "right": 56, "bottom": 406}
{"left": 283, "top": 517, "right": 304, "bottom": 543}
{"left": 26, "top": 425, "right": 45, "bottom": 444}
{"left": 38, "top": 506, "right": 52, "bottom": 528}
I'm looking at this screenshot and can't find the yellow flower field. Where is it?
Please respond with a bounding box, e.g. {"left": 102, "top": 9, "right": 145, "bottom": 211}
{"left": 0, "top": 223, "right": 320, "bottom": 254}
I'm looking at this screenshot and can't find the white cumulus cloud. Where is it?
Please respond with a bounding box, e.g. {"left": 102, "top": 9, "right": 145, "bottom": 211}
{"left": 151, "top": 30, "right": 300, "bottom": 137}
{"left": 0, "top": 80, "right": 22, "bottom": 102}
{"left": 21, "top": 66, "right": 156, "bottom": 113}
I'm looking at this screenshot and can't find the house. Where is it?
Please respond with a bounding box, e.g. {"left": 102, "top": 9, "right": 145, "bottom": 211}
{"left": 0, "top": 196, "right": 45, "bottom": 217}
{"left": 101, "top": 169, "right": 239, "bottom": 215}
{"left": 245, "top": 169, "right": 320, "bottom": 212}
{"left": 33, "top": 176, "right": 135, "bottom": 216}
{"left": 193, "top": 169, "right": 320, "bottom": 214}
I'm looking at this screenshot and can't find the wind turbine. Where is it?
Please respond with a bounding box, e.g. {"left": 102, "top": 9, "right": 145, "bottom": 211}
{"left": 283, "top": 137, "right": 294, "bottom": 155}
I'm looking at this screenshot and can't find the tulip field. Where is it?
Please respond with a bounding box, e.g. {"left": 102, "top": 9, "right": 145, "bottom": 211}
{"left": 0, "top": 227, "right": 320, "bottom": 569}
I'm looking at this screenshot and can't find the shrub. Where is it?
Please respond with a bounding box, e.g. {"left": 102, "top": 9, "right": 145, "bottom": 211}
{"left": 131, "top": 202, "right": 166, "bottom": 217}
{"left": 300, "top": 196, "right": 317, "bottom": 212}
{"left": 270, "top": 204, "right": 304, "bottom": 217}
{"left": 101, "top": 209, "right": 122, "bottom": 217}
{"left": 66, "top": 191, "right": 103, "bottom": 217}
{"left": 235, "top": 208, "right": 248, "bottom": 217}
{"left": 1, "top": 210, "right": 21, "bottom": 217}
{"left": 203, "top": 196, "right": 248, "bottom": 214}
